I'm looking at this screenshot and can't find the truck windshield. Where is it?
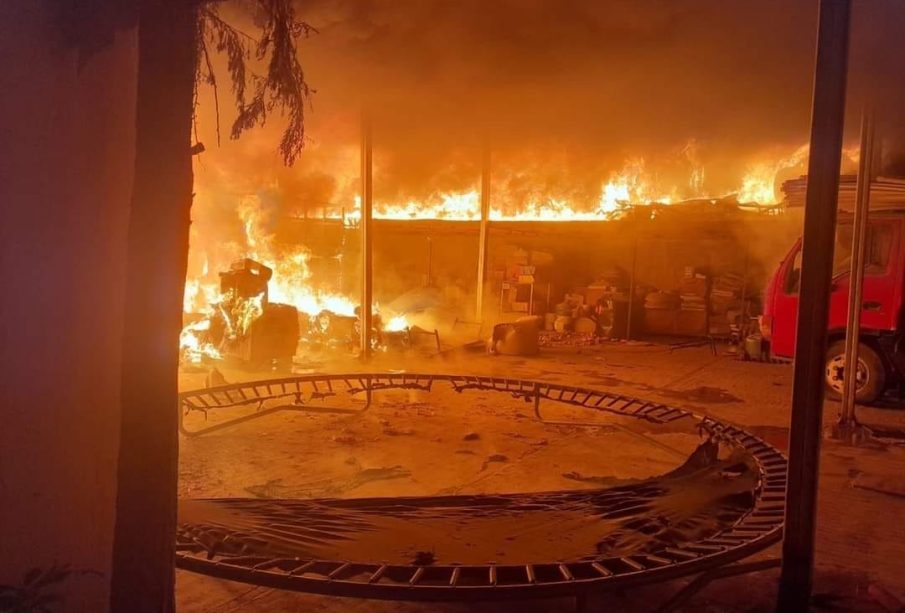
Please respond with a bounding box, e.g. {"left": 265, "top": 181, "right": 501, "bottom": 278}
{"left": 832, "top": 222, "right": 893, "bottom": 277}
{"left": 786, "top": 222, "right": 894, "bottom": 294}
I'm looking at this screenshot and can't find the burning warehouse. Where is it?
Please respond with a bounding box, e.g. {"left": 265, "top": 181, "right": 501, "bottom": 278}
{"left": 5, "top": 1, "right": 905, "bottom": 613}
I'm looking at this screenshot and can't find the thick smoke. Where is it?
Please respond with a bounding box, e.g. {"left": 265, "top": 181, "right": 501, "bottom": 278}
{"left": 188, "top": 0, "right": 905, "bottom": 277}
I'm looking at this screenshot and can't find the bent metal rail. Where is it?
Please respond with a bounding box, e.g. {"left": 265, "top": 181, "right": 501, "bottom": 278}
{"left": 176, "top": 373, "right": 787, "bottom": 601}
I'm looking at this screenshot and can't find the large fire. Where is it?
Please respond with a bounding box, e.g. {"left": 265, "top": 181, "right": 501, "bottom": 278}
{"left": 335, "top": 155, "right": 785, "bottom": 224}
{"left": 736, "top": 145, "right": 810, "bottom": 205}
{"left": 183, "top": 199, "right": 360, "bottom": 318}
{"left": 357, "top": 158, "right": 679, "bottom": 222}
{"left": 181, "top": 196, "right": 410, "bottom": 364}
{"left": 181, "top": 147, "right": 808, "bottom": 364}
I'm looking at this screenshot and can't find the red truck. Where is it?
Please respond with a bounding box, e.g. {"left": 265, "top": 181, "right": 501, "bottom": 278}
{"left": 760, "top": 211, "right": 905, "bottom": 404}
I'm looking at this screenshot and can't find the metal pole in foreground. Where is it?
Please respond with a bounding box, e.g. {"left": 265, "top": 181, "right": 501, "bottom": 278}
{"left": 476, "top": 144, "right": 491, "bottom": 321}
{"left": 839, "top": 109, "right": 875, "bottom": 431}
{"left": 360, "top": 111, "right": 373, "bottom": 360}
{"left": 777, "top": 0, "right": 851, "bottom": 610}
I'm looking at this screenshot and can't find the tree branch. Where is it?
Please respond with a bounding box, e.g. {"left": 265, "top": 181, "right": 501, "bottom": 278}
{"left": 194, "top": 0, "right": 315, "bottom": 166}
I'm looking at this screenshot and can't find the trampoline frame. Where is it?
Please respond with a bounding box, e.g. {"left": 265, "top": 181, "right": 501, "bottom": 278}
{"left": 176, "top": 373, "right": 786, "bottom": 604}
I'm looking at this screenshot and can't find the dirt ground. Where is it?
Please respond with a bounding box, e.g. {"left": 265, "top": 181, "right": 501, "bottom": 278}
{"left": 176, "top": 340, "right": 905, "bottom": 612}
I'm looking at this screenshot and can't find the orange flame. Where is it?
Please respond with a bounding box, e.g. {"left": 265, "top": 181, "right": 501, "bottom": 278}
{"left": 182, "top": 145, "right": 809, "bottom": 361}
{"left": 736, "top": 145, "right": 809, "bottom": 204}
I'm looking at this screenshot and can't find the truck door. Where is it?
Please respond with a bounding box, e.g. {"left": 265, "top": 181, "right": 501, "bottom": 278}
{"left": 774, "top": 220, "right": 900, "bottom": 358}
{"left": 770, "top": 240, "right": 802, "bottom": 358}
{"left": 827, "top": 220, "right": 900, "bottom": 333}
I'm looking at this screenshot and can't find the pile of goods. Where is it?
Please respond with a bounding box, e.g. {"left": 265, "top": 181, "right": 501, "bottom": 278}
{"left": 547, "top": 294, "right": 597, "bottom": 335}
{"left": 679, "top": 267, "right": 708, "bottom": 313}
{"left": 708, "top": 272, "right": 746, "bottom": 336}
{"left": 643, "top": 268, "right": 751, "bottom": 338}
{"left": 539, "top": 267, "right": 630, "bottom": 345}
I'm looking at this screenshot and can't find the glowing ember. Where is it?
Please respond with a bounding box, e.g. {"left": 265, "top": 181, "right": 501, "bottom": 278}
{"left": 179, "top": 319, "right": 222, "bottom": 363}
{"left": 384, "top": 314, "right": 410, "bottom": 332}
{"left": 375, "top": 191, "right": 481, "bottom": 221}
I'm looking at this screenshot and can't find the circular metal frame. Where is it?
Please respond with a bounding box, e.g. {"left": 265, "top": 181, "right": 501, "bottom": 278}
{"left": 176, "top": 373, "right": 786, "bottom": 601}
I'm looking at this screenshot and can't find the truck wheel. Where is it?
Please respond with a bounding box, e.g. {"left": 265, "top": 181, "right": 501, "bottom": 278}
{"left": 824, "top": 340, "right": 885, "bottom": 404}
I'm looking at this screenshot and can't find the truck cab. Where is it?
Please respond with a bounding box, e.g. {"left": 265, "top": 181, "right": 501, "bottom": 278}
{"left": 761, "top": 212, "right": 905, "bottom": 403}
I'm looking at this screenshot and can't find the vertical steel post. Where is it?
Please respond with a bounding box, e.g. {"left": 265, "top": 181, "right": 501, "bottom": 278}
{"left": 476, "top": 145, "right": 492, "bottom": 321}
{"left": 426, "top": 236, "right": 433, "bottom": 287}
{"left": 777, "top": 0, "right": 852, "bottom": 610}
{"left": 840, "top": 110, "right": 875, "bottom": 426}
{"left": 625, "top": 208, "right": 639, "bottom": 340}
{"left": 360, "top": 111, "right": 373, "bottom": 360}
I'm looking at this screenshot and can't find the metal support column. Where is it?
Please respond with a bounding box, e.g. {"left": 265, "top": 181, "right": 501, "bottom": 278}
{"left": 839, "top": 110, "right": 875, "bottom": 430}
{"left": 360, "top": 112, "right": 374, "bottom": 360}
{"left": 476, "top": 145, "right": 491, "bottom": 321}
{"left": 625, "top": 208, "right": 639, "bottom": 340}
{"left": 426, "top": 236, "right": 433, "bottom": 287}
{"left": 777, "top": 0, "right": 852, "bottom": 610}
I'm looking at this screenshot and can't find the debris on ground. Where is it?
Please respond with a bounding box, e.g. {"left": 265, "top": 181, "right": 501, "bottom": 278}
{"left": 410, "top": 550, "right": 436, "bottom": 566}
{"left": 658, "top": 385, "right": 743, "bottom": 404}
{"left": 538, "top": 331, "right": 601, "bottom": 347}
{"left": 481, "top": 454, "right": 509, "bottom": 470}
{"left": 489, "top": 318, "right": 541, "bottom": 356}
{"left": 383, "top": 426, "right": 416, "bottom": 436}
{"left": 249, "top": 466, "right": 414, "bottom": 499}
{"left": 331, "top": 433, "right": 359, "bottom": 445}
{"left": 561, "top": 471, "right": 622, "bottom": 486}
{"left": 244, "top": 479, "right": 285, "bottom": 499}
{"left": 352, "top": 466, "right": 411, "bottom": 485}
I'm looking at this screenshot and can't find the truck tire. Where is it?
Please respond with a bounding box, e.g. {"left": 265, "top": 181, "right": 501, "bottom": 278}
{"left": 824, "top": 340, "right": 886, "bottom": 405}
